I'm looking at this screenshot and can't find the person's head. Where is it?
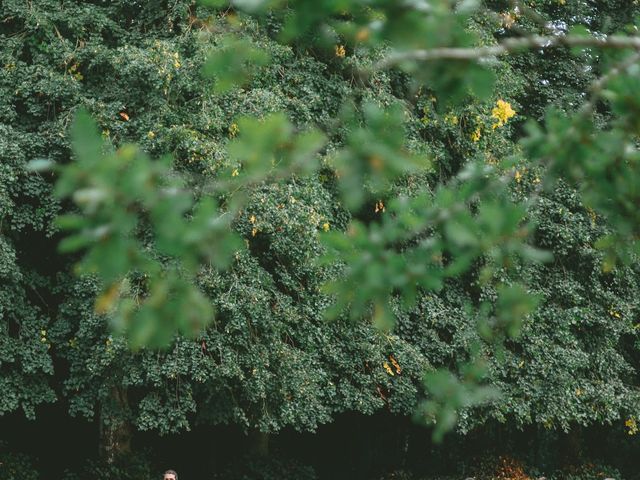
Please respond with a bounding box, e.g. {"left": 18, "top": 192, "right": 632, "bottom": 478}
{"left": 163, "top": 470, "right": 178, "bottom": 480}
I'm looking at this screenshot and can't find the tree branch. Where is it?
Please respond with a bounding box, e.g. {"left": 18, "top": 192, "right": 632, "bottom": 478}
{"left": 376, "top": 34, "right": 640, "bottom": 70}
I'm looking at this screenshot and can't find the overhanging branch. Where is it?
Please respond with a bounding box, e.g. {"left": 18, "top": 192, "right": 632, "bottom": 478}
{"left": 376, "top": 34, "right": 640, "bottom": 70}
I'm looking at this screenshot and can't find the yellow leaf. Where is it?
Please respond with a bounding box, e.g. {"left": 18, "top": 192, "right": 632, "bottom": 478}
{"left": 389, "top": 355, "right": 401, "bottom": 374}
{"left": 355, "top": 28, "right": 370, "bottom": 42}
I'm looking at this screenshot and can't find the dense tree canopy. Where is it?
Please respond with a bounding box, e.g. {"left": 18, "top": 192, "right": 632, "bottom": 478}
{"left": 1, "top": 0, "right": 640, "bottom": 478}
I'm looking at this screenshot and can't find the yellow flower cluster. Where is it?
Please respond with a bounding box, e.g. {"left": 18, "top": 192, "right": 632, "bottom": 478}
{"left": 625, "top": 417, "right": 638, "bottom": 435}
{"left": 470, "top": 126, "right": 482, "bottom": 142}
{"left": 491, "top": 99, "right": 516, "bottom": 129}
{"left": 335, "top": 44, "right": 346, "bottom": 58}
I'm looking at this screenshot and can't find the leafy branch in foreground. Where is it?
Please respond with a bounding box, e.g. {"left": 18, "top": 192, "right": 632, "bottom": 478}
{"left": 51, "top": 112, "right": 241, "bottom": 347}
{"left": 375, "top": 33, "right": 640, "bottom": 68}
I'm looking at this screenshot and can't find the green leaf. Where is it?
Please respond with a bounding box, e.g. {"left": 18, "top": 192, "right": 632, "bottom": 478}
{"left": 202, "top": 36, "right": 270, "bottom": 93}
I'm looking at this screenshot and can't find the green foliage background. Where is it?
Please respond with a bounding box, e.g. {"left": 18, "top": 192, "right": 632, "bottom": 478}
{"left": 1, "top": 0, "right": 639, "bottom": 478}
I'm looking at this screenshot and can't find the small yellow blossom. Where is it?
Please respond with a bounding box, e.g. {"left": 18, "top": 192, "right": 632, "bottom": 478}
{"left": 322, "top": 222, "right": 330, "bottom": 232}
{"left": 229, "top": 122, "right": 239, "bottom": 137}
{"left": 147, "top": 131, "right": 155, "bottom": 139}
{"left": 231, "top": 168, "right": 239, "bottom": 177}
{"left": 470, "top": 127, "right": 482, "bottom": 142}
{"left": 335, "top": 44, "right": 346, "bottom": 58}
{"left": 249, "top": 215, "right": 256, "bottom": 224}
{"left": 609, "top": 308, "right": 622, "bottom": 319}
{"left": 251, "top": 227, "right": 258, "bottom": 237}
{"left": 515, "top": 169, "right": 522, "bottom": 183}
{"left": 625, "top": 417, "right": 638, "bottom": 435}
{"left": 491, "top": 99, "right": 516, "bottom": 129}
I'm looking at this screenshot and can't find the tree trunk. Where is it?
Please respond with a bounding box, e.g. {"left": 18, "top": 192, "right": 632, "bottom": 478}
{"left": 99, "top": 386, "right": 132, "bottom": 463}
